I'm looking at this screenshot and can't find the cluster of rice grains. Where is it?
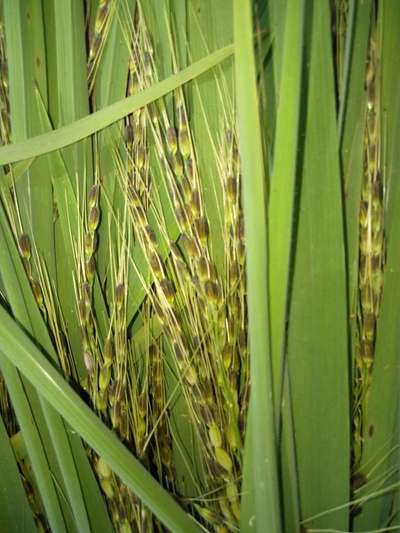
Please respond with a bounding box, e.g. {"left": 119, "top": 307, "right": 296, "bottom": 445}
{"left": 87, "top": 0, "right": 116, "bottom": 93}
{"left": 80, "top": 2, "right": 248, "bottom": 532}
{"left": 0, "top": 0, "right": 248, "bottom": 530}
{"left": 75, "top": 179, "right": 150, "bottom": 530}
{"left": 351, "top": 12, "right": 385, "bottom": 503}
{"left": 0, "top": 18, "right": 9, "bottom": 149}
{"left": 0, "top": 17, "right": 13, "bottom": 431}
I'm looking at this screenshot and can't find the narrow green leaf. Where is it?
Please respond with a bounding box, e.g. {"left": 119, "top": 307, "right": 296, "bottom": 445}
{"left": 267, "top": 0, "right": 305, "bottom": 409}
{"left": 0, "top": 44, "right": 233, "bottom": 165}
{"left": 50, "top": 0, "right": 91, "bottom": 185}
{"left": 266, "top": 0, "right": 287, "bottom": 100}
{"left": 52, "top": 0, "right": 89, "bottom": 126}
{"left": 172, "top": 0, "right": 187, "bottom": 70}
{"left": 279, "top": 374, "right": 302, "bottom": 533}
{"left": 265, "top": 4, "right": 306, "bottom": 529}
{"left": 337, "top": 0, "right": 357, "bottom": 144}
{"left": 234, "top": 1, "right": 282, "bottom": 531}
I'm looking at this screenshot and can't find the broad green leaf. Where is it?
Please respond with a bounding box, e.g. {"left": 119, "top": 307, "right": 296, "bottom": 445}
{"left": 287, "top": 3, "right": 350, "bottom": 529}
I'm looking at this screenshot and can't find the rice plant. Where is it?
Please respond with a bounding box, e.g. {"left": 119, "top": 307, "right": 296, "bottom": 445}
{"left": 0, "top": 1, "right": 399, "bottom": 532}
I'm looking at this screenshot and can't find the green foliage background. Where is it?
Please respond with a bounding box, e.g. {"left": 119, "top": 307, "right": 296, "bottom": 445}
{"left": 0, "top": 1, "right": 399, "bottom": 532}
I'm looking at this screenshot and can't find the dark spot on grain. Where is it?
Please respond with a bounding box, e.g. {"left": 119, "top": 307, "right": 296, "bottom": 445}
{"left": 351, "top": 471, "right": 367, "bottom": 490}
{"left": 36, "top": 56, "right": 41, "bottom": 68}
{"left": 368, "top": 424, "right": 374, "bottom": 437}
{"left": 350, "top": 504, "right": 362, "bottom": 518}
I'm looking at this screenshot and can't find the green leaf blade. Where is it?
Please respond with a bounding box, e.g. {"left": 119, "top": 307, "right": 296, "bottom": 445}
{"left": 287, "top": 3, "right": 350, "bottom": 529}
{"left": 234, "top": 1, "right": 282, "bottom": 531}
